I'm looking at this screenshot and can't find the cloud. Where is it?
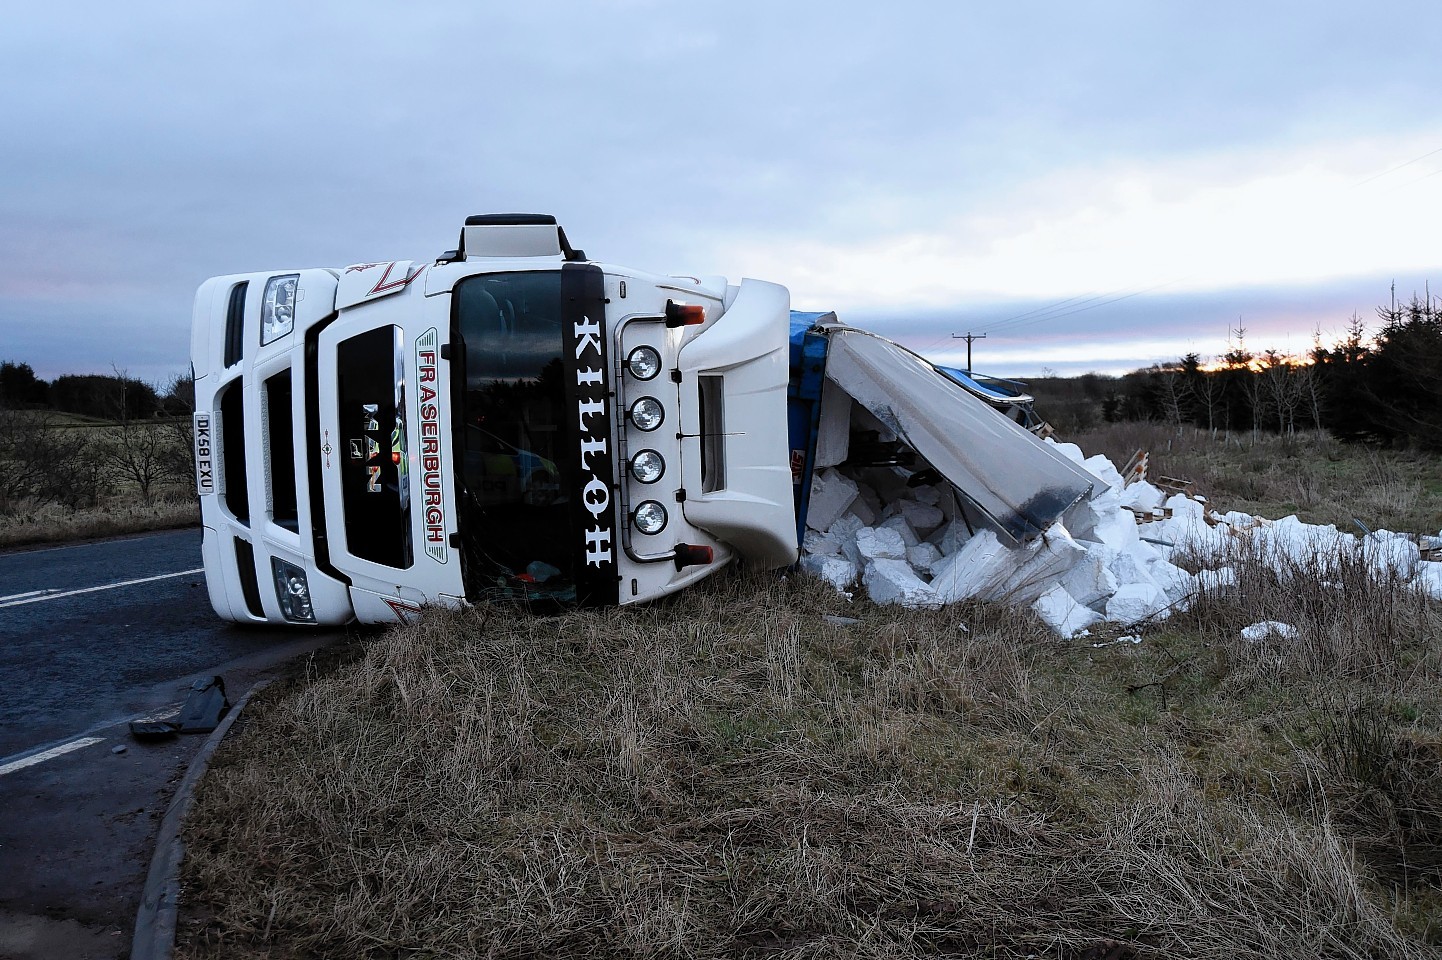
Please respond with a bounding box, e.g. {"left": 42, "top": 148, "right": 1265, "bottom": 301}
{"left": 707, "top": 131, "right": 1442, "bottom": 313}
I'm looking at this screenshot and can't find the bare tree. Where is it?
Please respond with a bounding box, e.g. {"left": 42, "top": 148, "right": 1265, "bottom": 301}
{"left": 1153, "top": 364, "right": 1193, "bottom": 434}
{"left": 157, "top": 373, "right": 196, "bottom": 488}
{"left": 102, "top": 367, "right": 169, "bottom": 504}
{"left": 1261, "top": 352, "right": 1303, "bottom": 435}
{"left": 1193, "top": 370, "right": 1226, "bottom": 436}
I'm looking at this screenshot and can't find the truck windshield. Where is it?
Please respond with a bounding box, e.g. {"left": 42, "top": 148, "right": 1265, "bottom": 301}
{"left": 453, "top": 271, "right": 577, "bottom": 601}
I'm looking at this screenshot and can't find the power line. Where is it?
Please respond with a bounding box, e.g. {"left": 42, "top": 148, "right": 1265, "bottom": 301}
{"left": 1353, "top": 145, "right": 1442, "bottom": 187}
{"left": 950, "top": 332, "right": 986, "bottom": 373}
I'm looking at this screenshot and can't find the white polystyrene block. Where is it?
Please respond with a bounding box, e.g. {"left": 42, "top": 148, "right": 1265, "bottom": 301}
{"left": 912, "top": 484, "right": 942, "bottom": 506}
{"left": 856, "top": 525, "right": 907, "bottom": 561}
{"left": 991, "top": 523, "right": 1089, "bottom": 604}
{"left": 830, "top": 513, "right": 865, "bottom": 539}
{"left": 849, "top": 496, "right": 878, "bottom": 526}
{"left": 1216, "top": 510, "right": 1259, "bottom": 527}
{"left": 1071, "top": 487, "right": 1138, "bottom": 550}
{"left": 1046, "top": 440, "right": 1087, "bottom": 465}
{"left": 1059, "top": 549, "right": 1119, "bottom": 607}
{"left": 929, "top": 525, "right": 1085, "bottom": 606}
{"left": 1119, "top": 481, "right": 1165, "bottom": 512}
{"left": 1105, "top": 581, "right": 1168, "bottom": 624}
{"left": 1032, "top": 583, "right": 1102, "bottom": 637}
{"left": 880, "top": 501, "right": 902, "bottom": 521}
{"left": 864, "top": 558, "right": 942, "bottom": 608}
{"left": 1363, "top": 531, "right": 1419, "bottom": 579}
{"left": 806, "top": 468, "right": 859, "bottom": 532}
{"left": 835, "top": 524, "right": 863, "bottom": 566}
{"left": 1083, "top": 453, "right": 1126, "bottom": 491}
{"left": 930, "top": 530, "right": 1013, "bottom": 603}
{"left": 1164, "top": 494, "right": 1201, "bottom": 517}
{"left": 1110, "top": 541, "right": 1161, "bottom": 590}
{"left": 932, "top": 518, "right": 973, "bottom": 557}
{"left": 1252, "top": 516, "right": 1355, "bottom": 578}
{"left": 803, "top": 530, "right": 842, "bottom": 557}
{"left": 1143, "top": 552, "right": 1196, "bottom": 602}
{"left": 1157, "top": 508, "right": 1230, "bottom": 562}
{"left": 879, "top": 515, "right": 921, "bottom": 548}
{"left": 800, "top": 553, "right": 860, "bottom": 591}
{"left": 1413, "top": 560, "right": 1442, "bottom": 599}
{"left": 1240, "top": 620, "right": 1298, "bottom": 642}
{"left": 907, "top": 541, "right": 943, "bottom": 574}
{"left": 898, "top": 500, "right": 945, "bottom": 535}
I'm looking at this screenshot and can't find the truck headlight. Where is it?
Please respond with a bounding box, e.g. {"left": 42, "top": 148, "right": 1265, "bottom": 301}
{"left": 629, "top": 449, "right": 665, "bottom": 484}
{"left": 271, "top": 557, "right": 316, "bottom": 622}
{"left": 626, "top": 345, "right": 662, "bottom": 381}
{"left": 628, "top": 397, "right": 664, "bottom": 431}
{"left": 260, "top": 274, "right": 299, "bottom": 345}
{"left": 633, "top": 500, "right": 668, "bottom": 535}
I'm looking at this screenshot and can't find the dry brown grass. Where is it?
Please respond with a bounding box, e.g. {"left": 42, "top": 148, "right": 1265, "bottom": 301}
{"left": 177, "top": 554, "right": 1442, "bottom": 958}
{"left": 1069, "top": 423, "right": 1442, "bottom": 535}
{"left": 0, "top": 491, "right": 197, "bottom": 549}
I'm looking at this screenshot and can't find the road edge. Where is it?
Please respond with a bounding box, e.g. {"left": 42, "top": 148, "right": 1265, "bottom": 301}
{"left": 130, "top": 677, "right": 273, "bottom": 960}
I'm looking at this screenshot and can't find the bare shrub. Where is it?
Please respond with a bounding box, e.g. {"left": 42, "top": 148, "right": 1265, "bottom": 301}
{"left": 0, "top": 406, "right": 108, "bottom": 512}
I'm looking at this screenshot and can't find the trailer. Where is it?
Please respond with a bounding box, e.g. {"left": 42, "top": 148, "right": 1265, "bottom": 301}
{"left": 191, "top": 214, "right": 1095, "bottom": 625}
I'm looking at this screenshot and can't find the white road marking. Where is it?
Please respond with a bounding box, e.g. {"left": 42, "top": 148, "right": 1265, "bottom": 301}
{"left": 0, "top": 568, "right": 204, "bottom": 609}
{"left": 0, "top": 589, "right": 52, "bottom": 603}
{"left": 0, "top": 737, "right": 106, "bottom": 777}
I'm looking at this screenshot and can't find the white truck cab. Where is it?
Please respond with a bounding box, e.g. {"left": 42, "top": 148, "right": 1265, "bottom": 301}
{"left": 192, "top": 214, "right": 798, "bottom": 625}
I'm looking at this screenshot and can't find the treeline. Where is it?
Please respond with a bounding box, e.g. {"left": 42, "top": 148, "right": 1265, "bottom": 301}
{"left": 0, "top": 361, "right": 195, "bottom": 514}
{"left": 0, "top": 361, "right": 193, "bottom": 420}
{"left": 1092, "top": 290, "right": 1442, "bottom": 449}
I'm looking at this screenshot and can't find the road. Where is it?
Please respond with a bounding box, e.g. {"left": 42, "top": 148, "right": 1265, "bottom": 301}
{"left": 0, "top": 528, "right": 343, "bottom": 959}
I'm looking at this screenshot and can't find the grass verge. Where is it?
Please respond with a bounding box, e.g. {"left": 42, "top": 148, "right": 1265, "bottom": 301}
{"left": 178, "top": 555, "right": 1441, "bottom": 958}
{"left": 0, "top": 493, "right": 197, "bottom": 550}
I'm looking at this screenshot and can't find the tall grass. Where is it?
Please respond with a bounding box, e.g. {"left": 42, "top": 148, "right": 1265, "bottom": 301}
{"left": 1070, "top": 423, "right": 1442, "bottom": 534}
{"left": 179, "top": 553, "right": 1442, "bottom": 958}
{"left": 0, "top": 491, "right": 197, "bottom": 550}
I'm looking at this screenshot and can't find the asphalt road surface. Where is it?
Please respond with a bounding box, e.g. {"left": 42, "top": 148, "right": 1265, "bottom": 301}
{"left": 0, "top": 528, "right": 343, "bottom": 959}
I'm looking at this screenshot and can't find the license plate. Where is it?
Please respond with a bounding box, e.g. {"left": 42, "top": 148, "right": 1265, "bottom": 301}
{"left": 193, "top": 412, "right": 218, "bottom": 495}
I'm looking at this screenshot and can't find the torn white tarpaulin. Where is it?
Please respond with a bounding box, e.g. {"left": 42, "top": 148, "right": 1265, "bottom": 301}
{"left": 818, "top": 325, "right": 1098, "bottom": 542}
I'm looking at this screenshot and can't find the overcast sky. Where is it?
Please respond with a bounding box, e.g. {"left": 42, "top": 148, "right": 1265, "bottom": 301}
{"left": 2, "top": 1, "right": 1439, "bottom": 382}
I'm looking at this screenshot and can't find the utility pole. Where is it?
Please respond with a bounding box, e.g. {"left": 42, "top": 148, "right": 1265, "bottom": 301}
{"left": 951, "top": 332, "right": 986, "bottom": 375}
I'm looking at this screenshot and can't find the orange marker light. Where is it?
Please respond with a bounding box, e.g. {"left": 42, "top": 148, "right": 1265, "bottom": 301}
{"left": 664, "top": 300, "right": 706, "bottom": 327}
{"left": 673, "top": 543, "right": 714, "bottom": 569}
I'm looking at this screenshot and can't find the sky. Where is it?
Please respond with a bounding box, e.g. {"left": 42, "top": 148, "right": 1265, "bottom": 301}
{"left": 1, "top": 1, "right": 1440, "bottom": 384}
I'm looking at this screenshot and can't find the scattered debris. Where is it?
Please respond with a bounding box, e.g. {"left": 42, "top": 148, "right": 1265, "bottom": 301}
{"left": 129, "top": 676, "right": 232, "bottom": 741}
{"left": 1240, "top": 621, "right": 1300, "bottom": 642}
{"left": 1091, "top": 635, "right": 1144, "bottom": 648}
{"left": 176, "top": 676, "right": 231, "bottom": 734}
{"left": 111, "top": 744, "right": 127, "bottom": 755}
{"left": 128, "top": 720, "right": 179, "bottom": 741}
{"left": 796, "top": 437, "right": 1442, "bottom": 640}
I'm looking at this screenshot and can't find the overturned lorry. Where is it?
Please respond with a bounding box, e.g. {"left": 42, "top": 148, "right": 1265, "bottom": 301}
{"left": 191, "top": 214, "right": 1098, "bottom": 625}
